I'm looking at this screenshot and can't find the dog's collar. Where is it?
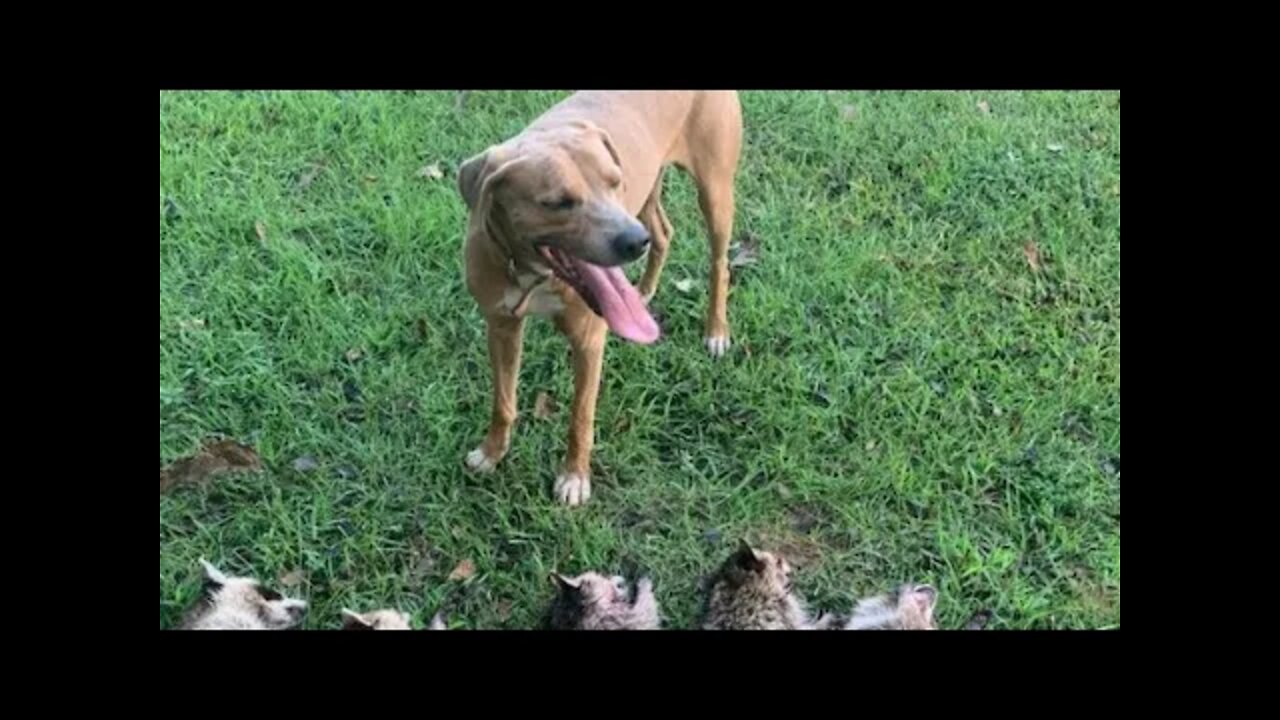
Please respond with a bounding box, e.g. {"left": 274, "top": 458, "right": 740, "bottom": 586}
{"left": 505, "top": 257, "right": 553, "bottom": 284}
{"left": 504, "top": 258, "right": 554, "bottom": 318}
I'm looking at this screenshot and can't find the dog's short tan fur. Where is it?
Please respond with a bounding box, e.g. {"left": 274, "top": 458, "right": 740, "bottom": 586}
{"left": 458, "top": 91, "right": 743, "bottom": 505}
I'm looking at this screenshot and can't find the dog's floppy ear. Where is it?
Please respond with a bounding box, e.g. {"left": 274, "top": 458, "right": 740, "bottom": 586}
{"left": 457, "top": 145, "right": 533, "bottom": 246}
{"left": 457, "top": 147, "right": 495, "bottom": 211}
{"left": 573, "top": 120, "right": 623, "bottom": 172}
{"left": 458, "top": 146, "right": 524, "bottom": 211}
{"left": 594, "top": 125, "right": 622, "bottom": 170}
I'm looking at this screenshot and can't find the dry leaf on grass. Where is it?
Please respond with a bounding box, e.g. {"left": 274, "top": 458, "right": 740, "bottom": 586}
{"left": 977, "top": 100, "right": 991, "bottom": 115}
{"left": 729, "top": 233, "right": 761, "bottom": 269}
{"left": 1046, "top": 143, "right": 1065, "bottom": 153}
{"left": 1023, "top": 241, "right": 1043, "bottom": 273}
{"left": 344, "top": 347, "right": 363, "bottom": 363}
{"left": 448, "top": 559, "right": 476, "bottom": 582}
{"left": 254, "top": 221, "right": 267, "bottom": 244}
{"left": 160, "top": 439, "right": 262, "bottom": 494}
{"left": 364, "top": 174, "right": 378, "bottom": 182}
{"left": 279, "top": 569, "right": 307, "bottom": 587}
{"left": 495, "top": 599, "right": 514, "bottom": 622}
{"left": 179, "top": 318, "right": 206, "bottom": 331}
{"left": 417, "top": 162, "right": 444, "bottom": 181}
{"left": 840, "top": 104, "right": 858, "bottom": 121}
{"left": 674, "top": 278, "right": 696, "bottom": 293}
{"left": 534, "top": 392, "right": 558, "bottom": 420}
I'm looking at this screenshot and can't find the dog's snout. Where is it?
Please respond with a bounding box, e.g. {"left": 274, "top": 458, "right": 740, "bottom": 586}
{"left": 612, "top": 225, "right": 650, "bottom": 261}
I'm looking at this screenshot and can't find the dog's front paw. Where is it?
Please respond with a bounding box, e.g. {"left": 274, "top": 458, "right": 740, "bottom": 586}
{"left": 465, "top": 447, "right": 500, "bottom": 473}
{"left": 554, "top": 472, "right": 592, "bottom": 506}
{"left": 704, "top": 334, "right": 731, "bottom": 358}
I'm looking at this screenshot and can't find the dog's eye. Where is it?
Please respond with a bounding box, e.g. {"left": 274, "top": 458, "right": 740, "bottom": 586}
{"left": 541, "top": 196, "right": 579, "bottom": 211}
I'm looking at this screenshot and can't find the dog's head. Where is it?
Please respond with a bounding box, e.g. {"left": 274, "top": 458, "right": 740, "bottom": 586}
{"left": 459, "top": 121, "right": 658, "bottom": 344}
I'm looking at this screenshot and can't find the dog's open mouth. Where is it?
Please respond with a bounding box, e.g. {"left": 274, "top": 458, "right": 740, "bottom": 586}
{"left": 537, "top": 245, "right": 660, "bottom": 344}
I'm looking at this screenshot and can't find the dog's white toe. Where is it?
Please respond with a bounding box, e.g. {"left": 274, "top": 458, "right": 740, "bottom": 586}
{"left": 465, "top": 447, "right": 498, "bottom": 473}
{"left": 554, "top": 472, "right": 592, "bottom": 506}
{"left": 704, "top": 335, "right": 731, "bottom": 358}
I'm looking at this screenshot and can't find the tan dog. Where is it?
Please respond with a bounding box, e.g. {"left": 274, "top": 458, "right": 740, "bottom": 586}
{"left": 459, "top": 91, "right": 742, "bottom": 505}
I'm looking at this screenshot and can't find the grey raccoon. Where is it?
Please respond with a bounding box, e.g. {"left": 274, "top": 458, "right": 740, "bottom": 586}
{"left": 547, "top": 572, "right": 660, "bottom": 630}
{"left": 341, "top": 608, "right": 447, "bottom": 630}
{"left": 178, "top": 558, "right": 307, "bottom": 630}
{"left": 844, "top": 584, "right": 938, "bottom": 630}
{"left": 702, "top": 541, "right": 831, "bottom": 630}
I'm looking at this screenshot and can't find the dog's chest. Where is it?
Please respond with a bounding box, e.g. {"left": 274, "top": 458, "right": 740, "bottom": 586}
{"left": 499, "top": 273, "right": 565, "bottom": 318}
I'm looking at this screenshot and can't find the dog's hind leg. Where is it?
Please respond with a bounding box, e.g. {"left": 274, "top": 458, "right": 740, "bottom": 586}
{"left": 636, "top": 172, "right": 674, "bottom": 302}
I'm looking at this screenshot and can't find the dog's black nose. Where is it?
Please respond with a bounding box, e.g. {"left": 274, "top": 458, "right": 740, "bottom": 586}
{"left": 611, "top": 225, "right": 650, "bottom": 261}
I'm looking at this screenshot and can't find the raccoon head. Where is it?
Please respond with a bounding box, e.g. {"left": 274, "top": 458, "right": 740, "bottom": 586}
{"left": 723, "top": 540, "right": 793, "bottom": 596}
{"left": 197, "top": 558, "right": 308, "bottom": 629}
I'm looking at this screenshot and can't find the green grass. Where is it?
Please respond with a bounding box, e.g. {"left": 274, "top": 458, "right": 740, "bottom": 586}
{"left": 159, "top": 91, "right": 1120, "bottom": 629}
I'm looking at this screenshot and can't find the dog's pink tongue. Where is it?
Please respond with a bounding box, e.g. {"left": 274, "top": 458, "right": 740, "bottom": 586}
{"left": 569, "top": 257, "right": 660, "bottom": 344}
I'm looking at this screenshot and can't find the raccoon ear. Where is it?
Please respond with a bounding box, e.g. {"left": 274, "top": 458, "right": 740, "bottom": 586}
{"left": 552, "top": 573, "right": 582, "bottom": 591}
{"left": 198, "top": 558, "right": 229, "bottom": 591}
{"left": 341, "top": 609, "right": 375, "bottom": 630}
{"left": 734, "top": 541, "right": 766, "bottom": 572}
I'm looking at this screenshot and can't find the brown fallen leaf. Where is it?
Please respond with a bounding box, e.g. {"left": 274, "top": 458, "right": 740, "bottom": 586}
{"left": 977, "top": 100, "right": 992, "bottom": 115}
{"left": 534, "top": 392, "right": 558, "bottom": 420}
{"left": 448, "top": 559, "right": 476, "bottom": 582}
{"left": 417, "top": 162, "right": 444, "bottom": 181}
{"left": 179, "top": 318, "right": 206, "bottom": 331}
{"left": 364, "top": 174, "right": 378, "bottom": 182}
{"left": 254, "top": 221, "right": 267, "bottom": 244}
{"left": 674, "top": 278, "right": 696, "bottom": 294}
{"left": 160, "top": 439, "right": 262, "bottom": 494}
{"left": 729, "top": 232, "right": 761, "bottom": 269}
{"left": 840, "top": 104, "right": 858, "bottom": 121}
{"left": 278, "top": 569, "right": 308, "bottom": 587}
{"left": 344, "top": 347, "right": 363, "bottom": 363}
{"left": 495, "top": 599, "right": 514, "bottom": 622}
{"left": 1023, "top": 240, "right": 1043, "bottom": 273}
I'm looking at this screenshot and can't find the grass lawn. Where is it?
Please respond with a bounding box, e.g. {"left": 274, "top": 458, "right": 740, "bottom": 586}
{"left": 159, "top": 90, "right": 1120, "bottom": 629}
